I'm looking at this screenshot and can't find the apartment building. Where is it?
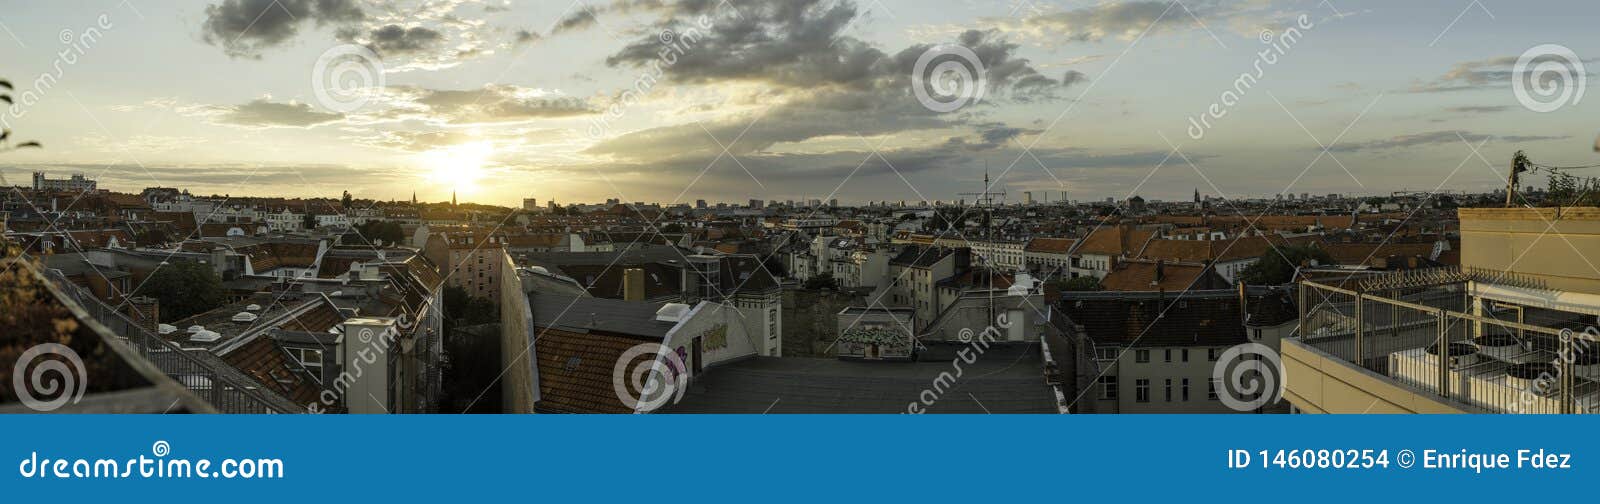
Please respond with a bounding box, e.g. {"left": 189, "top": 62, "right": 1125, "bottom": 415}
{"left": 423, "top": 232, "right": 509, "bottom": 302}
{"left": 1024, "top": 237, "right": 1076, "bottom": 277}
{"left": 1071, "top": 225, "right": 1156, "bottom": 280}
{"left": 884, "top": 246, "right": 969, "bottom": 331}
{"left": 1063, "top": 287, "right": 1297, "bottom": 413}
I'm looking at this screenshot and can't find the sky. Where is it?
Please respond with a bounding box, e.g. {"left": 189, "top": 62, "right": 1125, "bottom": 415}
{"left": 0, "top": 0, "right": 1595, "bottom": 207}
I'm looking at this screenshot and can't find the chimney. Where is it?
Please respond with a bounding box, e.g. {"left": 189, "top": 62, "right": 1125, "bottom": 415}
{"left": 1154, "top": 259, "right": 1165, "bottom": 284}
{"left": 126, "top": 296, "right": 160, "bottom": 334}
{"left": 623, "top": 267, "right": 646, "bottom": 301}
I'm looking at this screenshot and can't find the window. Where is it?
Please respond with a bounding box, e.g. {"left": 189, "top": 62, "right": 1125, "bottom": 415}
{"left": 1098, "top": 376, "right": 1118, "bottom": 400}
{"left": 1181, "top": 349, "right": 1189, "bottom": 363}
{"left": 1164, "top": 349, "right": 1172, "bottom": 363}
{"left": 1164, "top": 379, "right": 1172, "bottom": 402}
{"left": 291, "top": 348, "right": 323, "bottom": 372}
{"left": 1135, "top": 349, "right": 1150, "bottom": 363}
{"left": 1095, "top": 347, "right": 1119, "bottom": 361}
{"left": 1208, "top": 378, "right": 1220, "bottom": 400}
{"left": 1182, "top": 378, "right": 1190, "bottom": 402}
{"left": 1208, "top": 348, "right": 1220, "bottom": 362}
{"left": 1135, "top": 379, "right": 1150, "bottom": 403}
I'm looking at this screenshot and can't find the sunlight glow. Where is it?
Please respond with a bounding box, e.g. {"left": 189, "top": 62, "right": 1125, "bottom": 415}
{"left": 420, "top": 141, "right": 495, "bottom": 198}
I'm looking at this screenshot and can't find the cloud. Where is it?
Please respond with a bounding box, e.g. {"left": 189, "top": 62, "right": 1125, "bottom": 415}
{"left": 1411, "top": 54, "right": 1595, "bottom": 93}
{"left": 551, "top": 10, "right": 599, "bottom": 34}
{"left": 994, "top": 0, "right": 1192, "bottom": 43}
{"left": 351, "top": 130, "right": 475, "bottom": 152}
{"left": 364, "top": 24, "right": 444, "bottom": 55}
{"left": 1328, "top": 130, "right": 1568, "bottom": 152}
{"left": 586, "top": 1, "right": 1081, "bottom": 160}
{"left": 944, "top": 123, "right": 1040, "bottom": 152}
{"left": 201, "top": 0, "right": 365, "bottom": 58}
{"left": 383, "top": 85, "right": 597, "bottom": 124}
{"left": 513, "top": 29, "right": 542, "bottom": 45}
{"left": 181, "top": 99, "right": 345, "bottom": 128}
{"left": 1445, "top": 105, "right": 1514, "bottom": 114}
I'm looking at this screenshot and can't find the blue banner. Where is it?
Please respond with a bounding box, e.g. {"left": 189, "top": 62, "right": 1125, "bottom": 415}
{"left": 2, "top": 415, "right": 1595, "bottom": 502}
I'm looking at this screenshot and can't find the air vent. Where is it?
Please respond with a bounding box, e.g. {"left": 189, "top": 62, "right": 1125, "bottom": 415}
{"left": 245, "top": 304, "right": 261, "bottom": 311}
{"left": 1504, "top": 362, "right": 1559, "bottom": 392}
{"left": 190, "top": 330, "right": 221, "bottom": 343}
{"left": 186, "top": 325, "right": 204, "bottom": 334}
{"left": 656, "top": 303, "right": 691, "bottom": 322}
{"left": 157, "top": 324, "right": 177, "bottom": 335}
{"left": 232, "top": 312, "right": 259, "bottom": 322}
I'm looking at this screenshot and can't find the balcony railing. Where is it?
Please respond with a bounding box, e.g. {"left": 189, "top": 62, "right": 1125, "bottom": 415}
{"left": 1297, "top": 269, "right": 1599, "bottom": 414}
{"left": 40, "top": 267, "right": 301, "bottom": 414}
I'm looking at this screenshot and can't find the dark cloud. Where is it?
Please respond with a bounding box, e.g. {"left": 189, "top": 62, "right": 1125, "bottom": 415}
{"left": 551, "top": 10, "right": 599, "bottom": 34}
{"left": 201, "top": 0, "right": 366, "bottom": 58}
{"left": 365, "top": 25, "right": 444, "bottom": 55}
{"left": 569, "top": 140, "right": 1182, "bottom": 204}
{"left": 588, "top": 1, "right": 1079, "bottom": 160}
{"left": 944, "top": 123, "right": 1040, "bottom": 152}
{"left": 195, "top": 99, "right": 345, "bottom": 128}
{"left": 514, "top": 29, "right": 542, "bottom": 45}
{"left": 1328, "top": 130, "right": 1568, "bottom": 152}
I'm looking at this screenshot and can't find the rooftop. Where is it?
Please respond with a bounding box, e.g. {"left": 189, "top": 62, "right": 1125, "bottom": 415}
{"left": 663, "top": 344, "right": 1056, "bottom": 413}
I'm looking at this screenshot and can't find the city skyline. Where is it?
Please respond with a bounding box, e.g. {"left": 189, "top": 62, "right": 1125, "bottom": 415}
{"left": 1, "top": 0, "right": 1596, "bottom": 207}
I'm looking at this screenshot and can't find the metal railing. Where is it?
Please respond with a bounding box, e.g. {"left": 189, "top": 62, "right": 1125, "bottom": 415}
{"left": 41, "top": 268, "right": 299, "bottom": 414}
{"left": 1298, "top": 277, "right": 1598, "bottom": 414}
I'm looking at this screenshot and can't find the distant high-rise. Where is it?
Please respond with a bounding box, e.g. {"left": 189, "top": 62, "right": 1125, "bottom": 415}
{"left": 523, "top": 198, "right": 539, "bottom": 211}
{"left": 696, "top": 199, "right": 707, "bottom": 209}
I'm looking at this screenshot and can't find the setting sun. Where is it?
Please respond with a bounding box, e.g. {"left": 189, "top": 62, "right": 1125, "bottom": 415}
{"left": 420, "top": 141, "right": 494, "bottom": 198}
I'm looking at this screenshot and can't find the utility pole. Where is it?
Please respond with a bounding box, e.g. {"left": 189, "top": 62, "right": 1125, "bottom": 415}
{"left": 1506, "top": 150, "right": 1529, "bottom": 208}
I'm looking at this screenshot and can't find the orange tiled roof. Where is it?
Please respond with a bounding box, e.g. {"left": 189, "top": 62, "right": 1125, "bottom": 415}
{"left": 1075, "top": 226, "right": 1155, "bottom": 257}
{"left": 1099, "top": 259, "right": 1221, "bottom": 292}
